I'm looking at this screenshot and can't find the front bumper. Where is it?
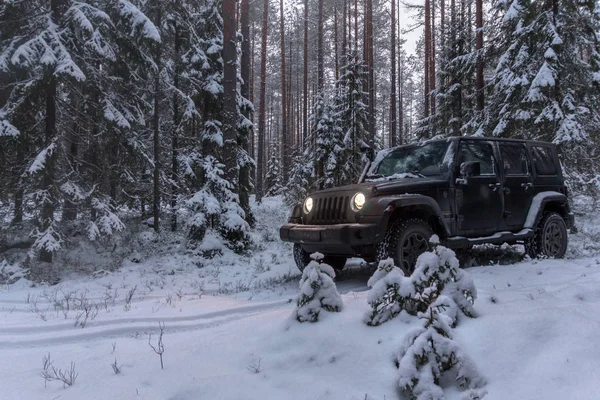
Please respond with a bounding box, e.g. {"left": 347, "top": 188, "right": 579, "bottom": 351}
{"left": 280, "top": 223, "right": 379, "bottom": 246}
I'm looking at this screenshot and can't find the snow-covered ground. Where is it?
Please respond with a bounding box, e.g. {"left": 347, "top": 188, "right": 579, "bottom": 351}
{"left": 2, "top": 196, "right": 600, "bottom": 399}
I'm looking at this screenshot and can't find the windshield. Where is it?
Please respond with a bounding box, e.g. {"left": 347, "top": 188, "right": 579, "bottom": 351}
{"left": 367, "top": 141, "right": 451, "bottom": 181}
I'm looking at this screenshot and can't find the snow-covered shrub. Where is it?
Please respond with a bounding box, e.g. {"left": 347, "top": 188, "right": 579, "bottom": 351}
{"left": 396, "top": 302, "right": 486, "bottom": 400}
{"left": 365, "top": 242, "right": 477, "bottom": 326}
{"left": 295, "top": 253, "right": 343, "bottom": 323}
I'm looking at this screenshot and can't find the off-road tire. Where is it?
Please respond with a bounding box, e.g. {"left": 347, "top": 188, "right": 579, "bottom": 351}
{"left": 293, "top": 244, "right": 347, "bottom": 272}
{"left": 525, "top": 212, "right": 568, "bottom": 259}
{"left": 377, "top": 218, "right": 433, "bottom": 275}
{"left": 293, "top": 244, "right": 312, "bottom": 272}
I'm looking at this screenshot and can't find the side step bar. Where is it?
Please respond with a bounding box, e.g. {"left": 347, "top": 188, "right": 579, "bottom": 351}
{"left": 444, "top": 229, "right": 534, "bottom": 249}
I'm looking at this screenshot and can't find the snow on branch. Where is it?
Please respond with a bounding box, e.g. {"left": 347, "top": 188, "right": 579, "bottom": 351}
{"left": 118, "top": 0, "right": 161, "bottom": 42}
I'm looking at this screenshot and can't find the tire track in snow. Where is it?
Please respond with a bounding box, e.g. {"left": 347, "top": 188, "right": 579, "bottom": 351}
{"left": 0, "top": 299, "right": 293, "bottom": 349}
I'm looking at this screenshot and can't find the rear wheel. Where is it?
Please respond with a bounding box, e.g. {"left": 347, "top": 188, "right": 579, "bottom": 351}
{"left": 377, "top": 218, "right": 433, "bottom": 275}
{"left": 525, "top": 212, "right": 568, "bottom": 259}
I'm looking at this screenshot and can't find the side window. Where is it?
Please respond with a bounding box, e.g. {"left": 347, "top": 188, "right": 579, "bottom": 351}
{"left": 457, "top": 141, "right": 497, "bottom": 176}
{"left": 500, "top": 144, "right": 529, "bottom": 176}
{"left": 531, "top": 146, "right": 557, "bottom": 175}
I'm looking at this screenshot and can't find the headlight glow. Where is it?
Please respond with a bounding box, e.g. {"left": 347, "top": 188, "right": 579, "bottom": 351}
{"left": 353, "top": 192, "right": 366, "bottom": 211}
{"left": 303, "top": 197, "right": 314, "bottom": 214}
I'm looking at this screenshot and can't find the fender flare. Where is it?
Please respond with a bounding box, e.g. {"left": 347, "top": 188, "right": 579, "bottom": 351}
{"left": 523, "top": 191, "right": 571, "bottom": 229}
{"left": 367, "top": 194, "right": 452, "bottom": 238}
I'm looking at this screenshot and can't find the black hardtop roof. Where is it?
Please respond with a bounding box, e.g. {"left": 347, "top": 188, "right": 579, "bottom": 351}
{"left": 393, "top": 136, "right": 556, "bottom": 148}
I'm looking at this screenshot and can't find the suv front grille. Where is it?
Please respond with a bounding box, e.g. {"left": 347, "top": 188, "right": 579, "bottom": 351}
{"left": 310, "top": 196, "right": 350, "bottom": 224}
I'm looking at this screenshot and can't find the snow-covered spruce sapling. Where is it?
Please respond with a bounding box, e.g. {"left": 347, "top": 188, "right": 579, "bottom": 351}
{"left": 295, "top": 253, "right": 343, "bottom": 323}
{"left": 396, "top": 302, "right": 486, "bottom": 400}
{"left": 365, "top": 239, "right": 477, "bottom": 326}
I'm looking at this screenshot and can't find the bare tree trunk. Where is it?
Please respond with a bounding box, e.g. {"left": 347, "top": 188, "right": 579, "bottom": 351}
{"left": 430, "top": 0, "right": 436, "bottom": 116}
{"left": 475, "top": 0, "right": 484, "bottom": 111}
{"left": 240, "top": 0, "right": 253, "bottom": 225}
{"left": 354, "top": 0, "right": 358, "bottom": 52}
{"left": 334, "top": 7, "right": 339, "bottom": 82}
{"left": 366, "top": 0, "right": 375, "bottom": 146}
{"left": 342, "top": 0, "right": 347, "bottom": 61}
{"left": 398, "top": 0, "right": 404, "bottom": 145}
{"left": 223, "top": 0, "right": 238, "bottom": 187}
{"left": 152, "top": 6, "right": 162, "bottom": 233}
{"left": 424, "top": 0, "right": 431, "bottom": 119}
{"left": 256, "top": 0, "right": 269, "bottom": 202}
{"left": 390, "top": 0, "right": 397, "bottom": 147}
{"left": 171, "top": 22, "right": 180, "bottom": 232}
{"left": 303, "top": 0, "right": 308, "bottom": 147}
{"left": 279, "top": 0, "right": 288, "bottom": 183}
{"left": 39, "top": 0, "right": 66, "bottom": 262}
{"left": 317, "top": 0, "right": 324, "bottom": 91}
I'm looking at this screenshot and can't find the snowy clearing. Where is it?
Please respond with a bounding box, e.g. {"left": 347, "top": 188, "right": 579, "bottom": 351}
{"left": 2, "top": 196, "right": 600, "bottom": 399}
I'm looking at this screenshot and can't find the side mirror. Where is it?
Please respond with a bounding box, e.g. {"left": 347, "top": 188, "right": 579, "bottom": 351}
{"left": 460, "top": 161, "right": 481, "bottom": 178}
{"left": 360, "top": 144, "right": 375, "bottom": 162}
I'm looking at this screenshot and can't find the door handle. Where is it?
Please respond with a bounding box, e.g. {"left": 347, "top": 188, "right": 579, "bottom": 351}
{"left": 521, "top": 182, "right": 533, "bottom": 190}
{"left": 488, "top": 183, "right": 501, "bottom": 192}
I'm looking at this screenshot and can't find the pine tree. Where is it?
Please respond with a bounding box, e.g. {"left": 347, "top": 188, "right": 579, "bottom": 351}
{"left": 336, "top": 50, "right": 369, "bottom": 184}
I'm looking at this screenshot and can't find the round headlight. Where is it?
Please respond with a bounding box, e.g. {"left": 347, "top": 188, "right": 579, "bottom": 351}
{"left": 303, "top": 197, "right": 314, "bottom": 214}
{"left": 352, "top": 192, "right": 366, "bottom": 211}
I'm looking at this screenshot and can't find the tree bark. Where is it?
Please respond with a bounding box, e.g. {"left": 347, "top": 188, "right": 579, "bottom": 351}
{"left": 390, "top": 0, "right": 397, "bottom": 147}
{"left": 171, "top": 21, "right": 180, "bottom": 232}
{"left": 334, "top": 7, "right": 339, "bottom": 82}
{"left": 223, "top": 0, "right": 239, "bottom": 188}
{"left": 365, "top": 0, "right": 375, "bottom": 146}
{"left": 317, "top": 0, "right": 324, "bottom": 91}
{"left": 430, "top": 0, "right": 436, "bottom": 116}
{"left": 256, "top": 0, "right": 269, "bottom": 202}
{"left": 424, "top": 0, "right": 431, "bottom": 118}
{"left": 475, "top": 0, "right": 484, "bottom": 111}
{"left": 152, "top": 6, "right": 162, "bottom": 233}
{"left": 279, "top": 0, "right": 288, "bottom": 183}
{"left": 303, "top": 0, "right": 308, "bottom": 146}
{"left": 240, "top": 0, "right": 253, "bottom": 225}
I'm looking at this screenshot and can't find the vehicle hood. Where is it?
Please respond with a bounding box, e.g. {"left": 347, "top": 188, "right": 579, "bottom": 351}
{"left": 311, "top": 176, "right": 447, "bottom": 197}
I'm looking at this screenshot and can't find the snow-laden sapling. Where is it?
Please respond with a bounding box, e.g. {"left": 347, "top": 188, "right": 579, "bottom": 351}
{"left": 365, "top": 240, "right": 477, "bottom": 326}
{"left": 396, "top": 302, "right": 486, "bottom": 400}
{"left": 295, "top": 253, "right": 343, "bottom": 323}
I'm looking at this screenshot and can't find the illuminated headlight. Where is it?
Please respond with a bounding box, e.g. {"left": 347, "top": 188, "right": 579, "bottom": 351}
{"left": 303, "top": 197, "right": 314, "bottom": 214}
{"left": 352, "top": 192, "right": 366, "bottom": 211}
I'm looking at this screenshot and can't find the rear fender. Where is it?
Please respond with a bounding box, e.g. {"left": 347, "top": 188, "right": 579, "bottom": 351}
{"left": 524, "top": 191, "right": 572, "bottom": 229}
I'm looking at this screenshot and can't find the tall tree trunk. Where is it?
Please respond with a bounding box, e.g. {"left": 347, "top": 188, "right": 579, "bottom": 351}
{"left": 279, "top": 0, "right": 288, "bottom": 184}
{"left": 240, "top": 0, "right": 254, "bottom": 225}
{"left": 39, "top": 0, "right": 65, "bottom": 263}
{"left": 424, "top": 0, "right": 431, "bottom": 119}
{"left": 365, "top": 0, "right": 375, "bottom": 146}
{"left": 223, "top": 0, "right": 239, "bottom": 187}
{"left": 62, "top": 88, "right": 80, "bottom": 222}
{"left": 303, "top": 0, "right": 308, "bottom": 147}
{"left": 317, "top": 0, "right": 324, "bottom": 91}
{"left": 342, "top": 0, "right": 347, "bottom": 61}
{"left": 152, "top": 6, "right": 162, "bottom": 233}
{"left": 390, "top": 0, "right": 397, "bottom": 147}
{"left": 256, "top": 0, "right": 269, "bottom": 202}
{"left": 334, "top": 7, "right": 339, "bottom": 82}
{"left": 398, "top": 0, "right": 404, "bottom": 145}
{"left": 171, "top": 22, "right": 180, "bottom": 232}
{"left": 354, "top": 0, "right": 358, "bottom": 52}
{"left": 430, "top": 0, "right": 436, "bottom": 116}
{"left": 475, "top": 0, "right": 484, "bottom": 111}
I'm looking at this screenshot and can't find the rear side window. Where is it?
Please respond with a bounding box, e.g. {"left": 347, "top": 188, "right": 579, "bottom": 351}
{"left": 457, "top": 141, "right": 496, "bottom": 176}
{"left": 500, "top": 144, "right": 529, "bottom": 176}
{"left": 531, "top": 146, "right": 557, "bottom": 175}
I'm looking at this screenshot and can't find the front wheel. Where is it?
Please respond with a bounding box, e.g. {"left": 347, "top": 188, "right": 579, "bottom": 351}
{"left": 526, "top": 212, "right": 568, "bottom": 259}
{"left": 292, "top": 244, "right": 347, "bottom": 272}
{"left": 377, "top": 218, "right": 433, "bottom": 275}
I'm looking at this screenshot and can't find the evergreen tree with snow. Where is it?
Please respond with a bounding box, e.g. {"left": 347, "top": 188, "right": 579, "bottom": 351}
{"left": 264, "top": 142, "right": 283, "bottom": 196}
{"left": 186, "top": 0, "right": 249, "bottom": 255}
{"left": 483, "top": 0, "right": 600, "bottom": 180}
{"left": 335, "top": 50, "right": 370, "bottom": 184}
{"left": 365, "top": 240, "right": 477, "bottom": 326}
{"left": 295, "top": 252, "right": 343, "bottom": 323}
{"left": 396, "top": 301, "right": 486, "bottom": 400}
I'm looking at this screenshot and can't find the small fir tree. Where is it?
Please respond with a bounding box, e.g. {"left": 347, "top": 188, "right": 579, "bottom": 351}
{"left": 295, "top": 252, "right": 343, "bottom": 323}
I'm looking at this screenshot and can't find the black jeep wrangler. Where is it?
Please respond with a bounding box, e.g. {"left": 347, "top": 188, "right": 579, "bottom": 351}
{"left": 280, "top": 137, "right": 574, "bottom": 273}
